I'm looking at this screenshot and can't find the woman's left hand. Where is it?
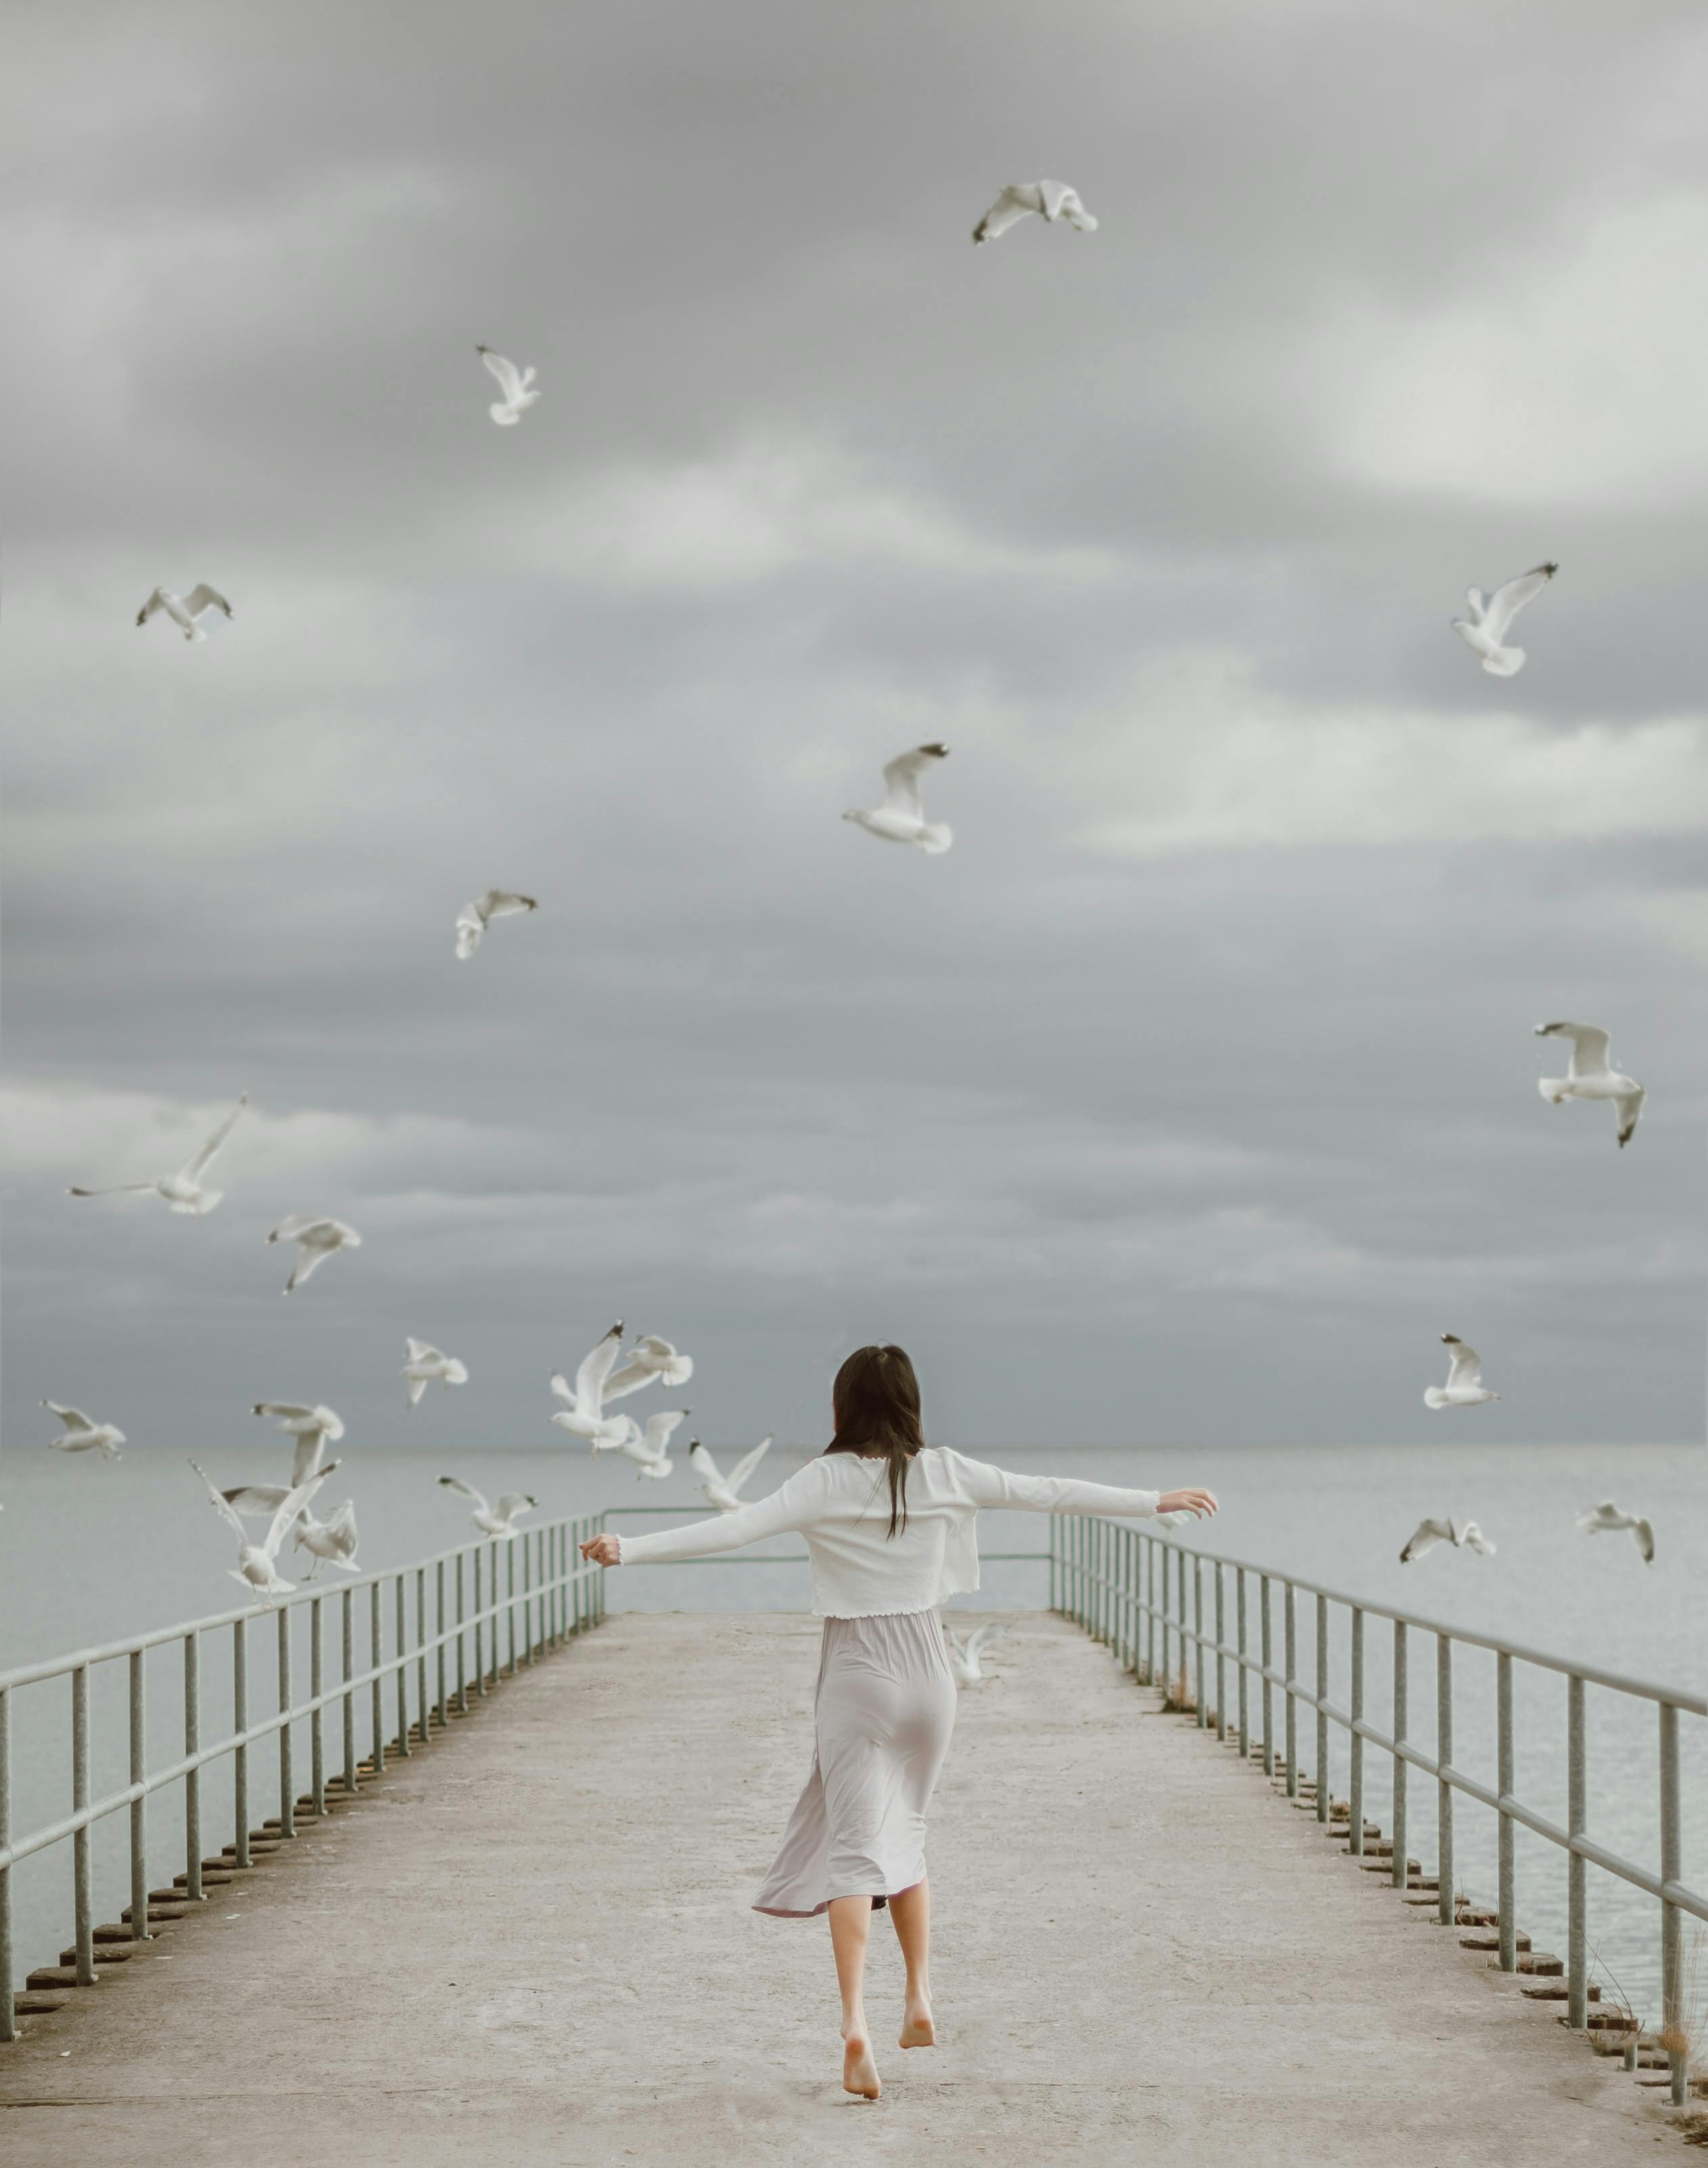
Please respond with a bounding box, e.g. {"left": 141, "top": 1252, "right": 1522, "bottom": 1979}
{"left": 1158, "top": 1488, "right": 1218, "bottom": 1519}
{"left": 579, "top": 1534, "right": 621, "bottom": 1566}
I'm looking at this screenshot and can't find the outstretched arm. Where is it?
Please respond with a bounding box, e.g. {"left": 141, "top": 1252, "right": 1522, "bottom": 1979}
{"left": 579, "top": 1463, "right": 825, "bottom": 1568}
{"left": 944, "top": 1451, "right": 1217, "bottom": 1523}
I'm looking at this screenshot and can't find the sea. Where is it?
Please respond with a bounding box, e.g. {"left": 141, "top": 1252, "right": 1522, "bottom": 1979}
{"left": 2, "top": 1440, "right": 1702, "bottom": 2025}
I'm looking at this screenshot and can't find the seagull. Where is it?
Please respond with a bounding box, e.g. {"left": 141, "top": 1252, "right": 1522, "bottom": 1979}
{"left": 477, "top": 346, "right": 539, "bottom": 426}
{"left": 219, "top": 1460, "right": 343, "bottom": 1520}
{"left": 42, "top": 1401, "right": 125, "bottom": 1460}
{"left": 1399, "top": 1516, "right": 1497, "bottom": 1563}
{"left": 137, "top": 584, "right": 234, "bottom": 642}
{"left": 68, "top": 1093, "right": 247, "bottom": 1216}
{"left": 1451, "top": 562, "right": 1557, "bottom": 676}
{"left": 945, "top": 1623, "right": 1005, "bottom": 1684}
{"left": 1535, "top": 1022, "right": 1645, "bottom": 1148}
{"left": 190, "top": 1460, "right": 330, "bottom": 1599}
{"left": 605, "top": 1333, "right": 695, "bottom": 1400}
{"left": 250, "top": 1403, "right": 345, "bottom": 1487}
{"left": 844, "top": 744, "right": 952, "bottom": 854}
{"left": 454, "top": 889, "right": 538, "bottom": 960}
{"left": 294, "top": 1499, "right": 360, "bottom": 1576}
{"left": 266, "top": 1216, "right": 361, "bottom": 1294}
{"left": 972, "top": 179, "right": 1098, "bottom": 244}
{"left": 1423, "top": 1334, "right": 1499, "bottom": 1410}
{"left": 548, "top": 1321, "right": 630, "bottom": 1448}
{"left": 403, "top": 1338, "right": 469, "bottom": 1407}
{"left": 615, "top": 1409, "right": 688, "bottom": 1480}
{"left": 437, "top": 1476, "right": 536, "bottom": 1539}
{"left": 1575, "top": 1500, "right": 1655, "bottom": 1563}
{"left": 689, "top": 1435, "right": 772, "bottom": 1511}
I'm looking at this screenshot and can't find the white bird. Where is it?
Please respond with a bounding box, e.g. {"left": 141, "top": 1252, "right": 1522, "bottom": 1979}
{"left": 190, "top": 1460, "right": 330, "bottom": 1600}
{"left": 266, "top": 1216, "right": 361, "bottom": 1294}
{"left": 454, "top": 889, "right": 538, "bottom": 960}
{"left": 1399, "top": 1516, "right": 1497, "bottom": 1563}
{"left": 219, "top": 1460, "right": 343, "bottom": 1520}
{"left": 1451, "top": 562, "right": 1557, "bottom": 676}
{"left": 437, "top": 1476, "right": 536, "bottom": 1539}
{"left": 548, "top": 1321, "right": 630, "bottom": 1448}
{"left": 42, "top": 1401, "right": 125, "bottom": 1460}
{"left": 1575, "top": 1499, "right": 1655, "bottom": 1564}
{"left": 294, "top": 1499, "right": 360, "bottom": 1576}
{"left": 1534, "top": 1022, "right": 1645, "bottom": 1148}
{"left": 477, "top": 346, "right": 539, "bottom": 426}
{"left": 403, "top": 1337, "right": 469, "bottom": 1407}
{"left": 844, "top": 743, "right": 952, "bottom": 854}
{"left": 137, "top": 583, "right": 234, "bottom": 642}
{"left": 604, "top": 1333, "right": 695, "bottom": 1400}
{"left": 945, "top": 1622, "right": 1005, "bottom": 1683}
{"left": 68, "top": 1093, "right": 247, "bottom": 1216}
{"left": 250, "top": 1402, "right": 346, "bottom": 1488}
{"left": 689, "top": 1434, "right": 772, "bottom": 1511}
{"left": 1423, "top": 1334, "right": 1499, "bottom": 1411}
{"left": 971, "top": 179, "right": 1098, "bottom": 244}
{"left": 615, "top": 1409, "right": 688, "bottom": 1480}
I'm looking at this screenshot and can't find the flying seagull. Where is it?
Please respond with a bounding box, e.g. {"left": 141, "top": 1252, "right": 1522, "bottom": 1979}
{"left": 190, "top": 1460, "right": 330, "bottom": 1600}
{"left": 477, "top": 346, "right": 539, "bottom": 426}
{"left": 219, "top": 1459, "right": 343, "bottom": 1520}
{"left": 403, "top": 1338, "right": 469, "bottom": 1407}
{"left": 294, "top": 1499, "right": 360, "bottom": 1576}
{"left": 437, "top": 1476, "right": 536, "bottom": 1539}
{"left": 605, "top": 1333, "right": 695, "bottom": 1399}
{"left": 1399, "top": 1516, "right": 1496, "bottom": 1564}
{"left": 1451, "top": 562, "right": 1557, "bottom": 676}
{"left": 41, "top": 1401, "right": 125, "bottom": 1460}
{"left": 690, "top": 1435, "right": 772, "bottom": 1511}
{"left": 946, "top": 1622, "right": 1005, "bottom": 1684}
{"left": 614, "top": 1409, "right": 688, "bottom": 1480}
{"left": 266, "top": 1216, "right": 361, "bottom": 1294}
{"left": 1575, "top": 1500, "right": 1655, "bottom": 1563}
{"left": 1423, "top": 1334, "right": 1499, "bottom": 1410}
{"left": 548, "top": 1321, "right": 630, "bottom": 1448}
{"left": 137, "top": 584, "right": 234, "bottom": 642}
{"left": 68, "top": 1093, "right": 247, "bottom": 1216}
{"left": 1535, "top": 1022, "right": 1644, "bottom": 1148}
{"left": 454, "top": 889, "right": 538, "bottom": 960}
{"left": 844, "top": 744, "right": 952, "bottom": 854}
{"left": 972, "top": 180, "right": 1098, "bottom": 244}
{"left": 250, "top": 1402, "right": 345, "bottom": 1488}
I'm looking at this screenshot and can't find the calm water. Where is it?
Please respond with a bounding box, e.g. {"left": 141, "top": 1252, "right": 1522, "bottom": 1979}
{"left": 2, "top": 1440, "right": 1702, "bottom": 2021}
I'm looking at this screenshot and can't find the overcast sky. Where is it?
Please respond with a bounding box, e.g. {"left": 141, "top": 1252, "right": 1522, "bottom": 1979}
{"left": 3, "top": 1, "right": 1705, "bottom": 1462}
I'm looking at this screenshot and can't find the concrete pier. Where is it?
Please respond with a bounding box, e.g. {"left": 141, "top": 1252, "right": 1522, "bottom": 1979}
{"left": 0, "top": 1612, "right": 1676, "bottom": 2166}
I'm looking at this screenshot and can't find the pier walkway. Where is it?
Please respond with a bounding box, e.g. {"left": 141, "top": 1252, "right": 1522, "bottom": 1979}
{"left": 0, "top": 1610, "right": 1676, "bottom": 2167}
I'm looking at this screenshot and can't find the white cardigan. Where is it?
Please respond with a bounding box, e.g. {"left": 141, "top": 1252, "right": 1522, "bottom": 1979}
{"left": 613, "top": 1446, "right": 1161, "bottom": 1618}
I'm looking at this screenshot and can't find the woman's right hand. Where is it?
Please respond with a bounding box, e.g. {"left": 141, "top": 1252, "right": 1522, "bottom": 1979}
{"left": 579, "top": 1534, "right": 621, "bottom": 1566}
{"left": 1158, "top": 1488, "right": 1218, "bottom": 1519}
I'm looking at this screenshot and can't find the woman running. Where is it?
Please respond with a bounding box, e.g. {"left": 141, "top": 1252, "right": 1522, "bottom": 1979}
{"left": 579, "top": 1342, "right": 1217, "bottom": 2100}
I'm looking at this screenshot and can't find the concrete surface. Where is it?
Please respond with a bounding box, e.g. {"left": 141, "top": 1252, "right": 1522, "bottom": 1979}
{"left": 0, "top": 1611, "right": 1679, "bottom": 2167}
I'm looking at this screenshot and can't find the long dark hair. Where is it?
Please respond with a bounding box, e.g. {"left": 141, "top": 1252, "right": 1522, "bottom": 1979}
{"left": 823, "top": 1344, "right": 926, "bottom": 1537}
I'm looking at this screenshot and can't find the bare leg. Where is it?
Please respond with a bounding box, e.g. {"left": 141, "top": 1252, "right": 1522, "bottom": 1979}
{"left": 828, "top": 1895, "right": 880, "bottom": 2098}
{"left": 889, "top": 1878, "right": 935, "bottom": 2047}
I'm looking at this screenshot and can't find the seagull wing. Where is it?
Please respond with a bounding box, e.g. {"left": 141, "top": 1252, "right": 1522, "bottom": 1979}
{"left": 644, "top": 1410, "right": 687, "bottom": 1453}
{"left": 438, "top": 1474, "right": 489, "bottom": 1513}
{"left": 574, "top": 1324, "right": 624, "bottom": 1409}
{"left": 1536, "top": 1021, "right": 1612, "bottom": 1078}
{"left": 972, "top": 188, "right": 1035, "bottom": 243}
{"left": 405, "top": 1338, "right": 439, "bottom": 1364}
{"left": 1400, "top": 1517, "right": 1451, "bottom": 1562}
{"left": 1615, "top": 1086, "right": 1644, "bottom": 1146}
{"left": 222, "top": 1483, "right": 292, "bottom": 1516}
{"left": 475, "top": 891, "right": 537, "bottom": 921}
{"left": 43, "top": 1402, "right": 93, "bottom": 1430}
{"left": 190, "top": 1460, "right": 251, "bottom": 1543}
{"left": 288, "top": 1433, "right": 326, "bottom": 1488}
{"left": 1632, "top": 1518, "right": 1655, "bottom": 1562}
{"left": 1460, "top": 1522, "right": 1497, "bottom": 1555}
{"left": 263, "top": 1471, "right": 330, "bottom": 1559}
{"left": 688, "top": 1440, "right": 724, "bottom": 1484}
{"left": 1441, "top": 1337, "right": 1482, "bottom": 1388}
{"left": 965, "top": 1624, "right": 1003, "bottom": 1657}
{"left": 179, "top": 1093, "right": 247, "bottom": 1180}
{"left": 601, "top": 1358, "right": 655, "bottom": 1400}
{"left": 454, "top": 902, "right": 485, "bottom": 959}
{"left": 880, "top": 744, "right": 948, "bottom": 818}
{"left": 725, "top": 1435, "right": 773, "bottom": 1493}
{"left": 479, "top": 347, "right": 524, "bottom": 403}
{"left": 493, "top": 1493, "right": 536, "bottom": 1524}
{"left": 183, "top": 585, "right": 232, "bottom": 619}
{"left": 1481, "top": 564, "right": 1556, "bottom": 642}
{"left": 137, "top": 588, "right": 167, "bottom": 625}
{"left": 255, "top": 1402, "right": 316, "bottom": 1424}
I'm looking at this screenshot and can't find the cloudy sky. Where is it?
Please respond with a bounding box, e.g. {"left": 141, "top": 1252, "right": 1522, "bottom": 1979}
{"left": 3, "top": 1, "right": 1705, "bottom": 1459}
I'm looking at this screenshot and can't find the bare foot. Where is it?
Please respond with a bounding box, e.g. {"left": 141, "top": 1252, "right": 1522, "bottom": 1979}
{"left": 842, "top": 2031, "right": 881, "bottom": 2099}
{"left": 899, "top": 2000, "right": 936, "bottom": 2049}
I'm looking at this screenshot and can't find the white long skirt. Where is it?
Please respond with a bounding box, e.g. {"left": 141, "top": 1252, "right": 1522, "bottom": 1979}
{"left": 753, "top": 1609, "right": 957, "bottom": 1918}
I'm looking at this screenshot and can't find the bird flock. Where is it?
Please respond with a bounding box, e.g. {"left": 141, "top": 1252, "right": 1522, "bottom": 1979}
{"left": 41, "top": 176, "right": 1660, "bottom": 1592}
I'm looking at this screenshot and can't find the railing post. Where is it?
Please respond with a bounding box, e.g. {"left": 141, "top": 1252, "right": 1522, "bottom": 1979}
{"left": 1236, "top": 1569, "right": 1249, "bottom": 1758}
{"left": 1214, "top": 1563, "right": 1226, "bottom": 1742}
{"left": 506, "top": 1543, "right": 519, "bottom": 1675}
{"left": 370, "top": 1582, "right": 385, "bottom": 1773}
{"left": 1567, "top": 1673, "right": 1586, "bottom": 2028}
{"left": 1260, "top": 1576, "right": 1274, "bottom": 1777}
{"left": 1436, "top": 1634, "right": 1453, "bottom": 1923}
{"left": 456, "top": 1552, "right": 468, "bottom": 1711}
{"left": 1315, "top": 1594, "right": 1330, "bottom": 1822}
{"left": 416, "top": 1568, "right": 429, "bottom": 1732}
{"left": 1193, "top": 1557, "right": 1206, "bottom": 1727}
{"left": 1048, "top": 1514, "right": 1059, "bottom": 1613}
{"left": 341, "top": 1587, "right": 356, "bottom": 1795}
{"left": 1145, "top": 1536, "right": 1156, "bottom": 1686}
{"left": 129, "top": 1649, "right": 150, "bottom": 1942}
{"left": 1497, "top": 1650, "right": 1515, "bottom": 1969}
{"left": 183, "top": 1631, "right": 202, "bottom": 1901}
{"left": 233, "top": 1620, "right": 250, "bottom": 1867}
{"left": 72, "top": 1666, "right": 93, "bottom": 1981}
{"left": 436, "top": 1559, "right": 448, "bottom": 1727}
{"left": 309, "top": 1596, "right": 326, "bottom": 1816}
{"left": 0, "top": 1685, "right": 12, "bottom": 2043}
{"left": 395, "top": 1576, "right": 410, "bottom": 1754}
{"left": 1283, "top": 1582, "right": 1298, "bottom": 1797}
{"left": 1391, "top": 1620, "right": 1407, "bottom": 1890}
{"left": 523, "top": 1538, "right": 535, "bottom": 1666}
{"left": 1349, "top": 1608, "right": 1364, "bottom": 1856}
{"left": 277, "top": 1605, "right": 294, "bottom": 1838}
{"left": 1661, "top": 1700, "right": 1685, "bottom": 2106}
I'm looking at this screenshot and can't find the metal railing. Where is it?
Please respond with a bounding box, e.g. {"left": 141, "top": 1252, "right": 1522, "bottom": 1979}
{"left": 1051, "top": 1515, "right": 1707, "bottom": 2108}
{"left": 0, "top": 1513, "right": 607, "bottom": 2039}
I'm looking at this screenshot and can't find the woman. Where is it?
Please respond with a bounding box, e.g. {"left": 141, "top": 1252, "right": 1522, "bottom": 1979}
{"left": 579, "top": 1343, "right": 1217, "bottom": 2101}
